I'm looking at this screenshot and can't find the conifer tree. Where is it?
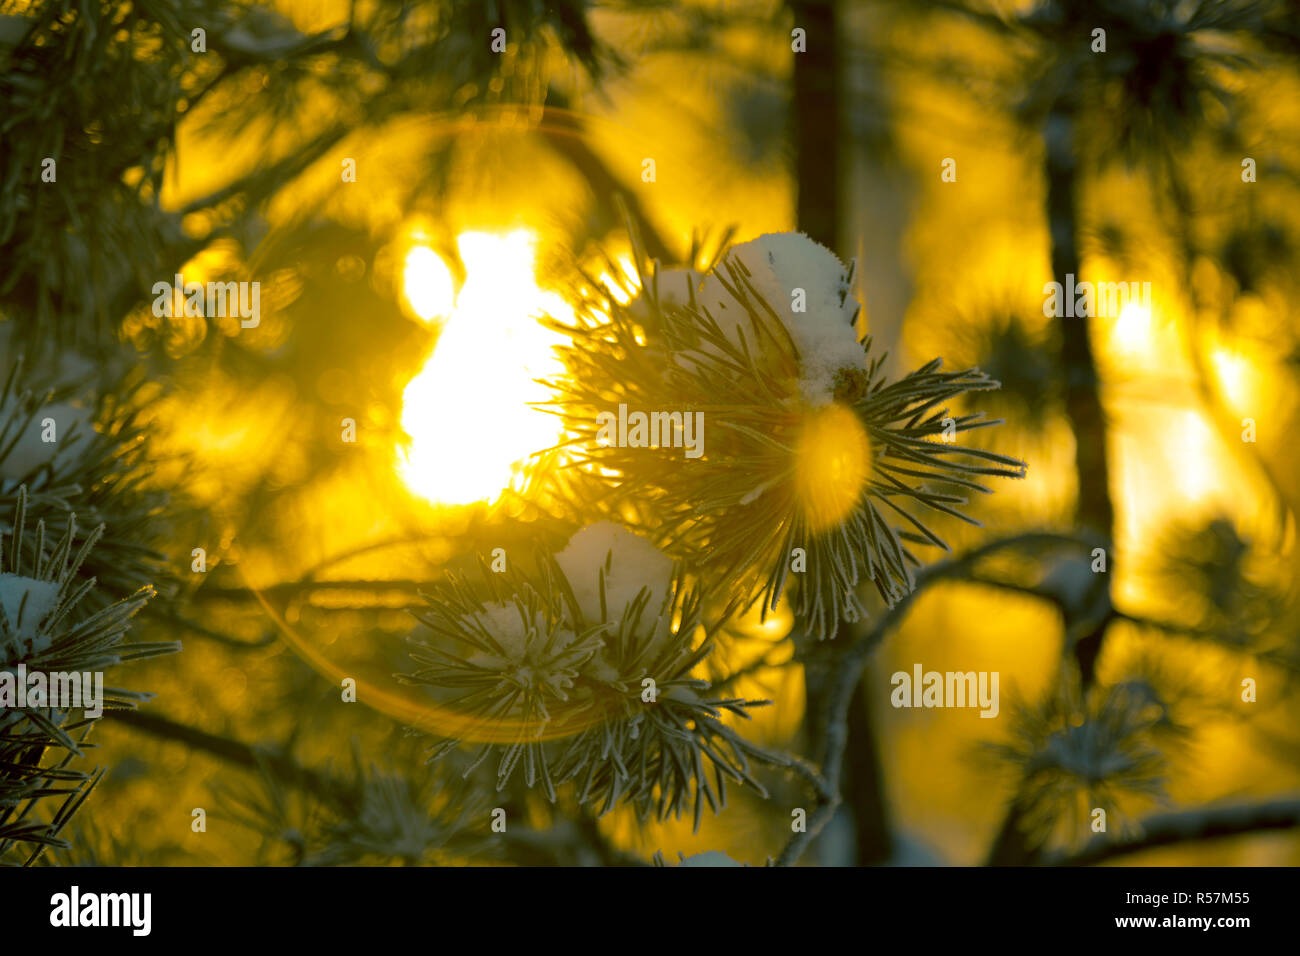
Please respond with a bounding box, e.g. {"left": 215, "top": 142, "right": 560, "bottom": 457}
{"left": 2, "top": 0, "right": 1297, "bottom": 871}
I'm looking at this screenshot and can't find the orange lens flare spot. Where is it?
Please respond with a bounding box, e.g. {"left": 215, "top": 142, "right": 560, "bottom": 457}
{"left": 793, "top": 402, "right": 872, "bottom": 532}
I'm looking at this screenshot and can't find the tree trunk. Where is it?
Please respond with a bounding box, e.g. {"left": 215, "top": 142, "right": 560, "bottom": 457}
{"left": 987, "top": 104, "right": 1115, "bottom": 865}
{"left": 790, "top": 0, "right": 892, "bottom": 865}
{"left": 1046, "top": 108, "right": 1114, "bottom": 692}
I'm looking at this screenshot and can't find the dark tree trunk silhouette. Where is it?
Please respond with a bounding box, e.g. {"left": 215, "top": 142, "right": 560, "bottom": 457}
{"left": 790, "top": 0, "right": 892, "bottom": 865}
{"left": 1045, "top": 107, "right": 1115, "bottom": 692}
{"left": 792, "top": 0, "right": 841, "bottom": 251}
{"left": 988, "top": 104, "right": 1116, "bottom": 866}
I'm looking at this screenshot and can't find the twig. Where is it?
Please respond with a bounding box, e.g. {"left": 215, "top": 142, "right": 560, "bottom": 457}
{"left": 774, "top": 530, "right": 1096, "bottom": 865}
{"left": 151, "top": 608, "right": 276, "bottom": 648}
{"left": 102, "top": 709, "right": 343, "bottom": 802}
{"left": 1048, "top": 798, "right": 1300, "bottom": 866}
{"left": 193, "top": 578, "right": 428, "bottom": 600}
{"left": 838, "top": 531, "right": 1099, "bottom": 681}
{"left": 711, "top": 638, "right": 797, "bottom": 695}
{"left": 773, "top": 749, "right": 841, "bottom": 866}
{"left": 538, "top": 104, "right": 675, "bottom": 263}
{"left": 296, "top": 533, "right": 442, "bottom": 582}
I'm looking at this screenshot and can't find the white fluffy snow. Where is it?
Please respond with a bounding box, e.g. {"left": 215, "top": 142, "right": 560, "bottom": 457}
{"left": 464, "top": 602, "right": 537, "bottom": 663}
{"left": 0, "top": 573, "right": 60, "bottom": 659}
{"left": 555, "top": 522, "right": 674, "bottom": 624}
{"left": 696, "top": 232, "right": 864, "bottom": 405}
{"left": 555, "top": 522, "right": 687, "bottom": 668}
{"left": 648, "top": 267, "right": 703, "bottom": 310}
{"left": 460, "top": 601, "right": 587, "bottom": 684}
{"left": 450, "top": 525, "right": 686, "bottom": 683}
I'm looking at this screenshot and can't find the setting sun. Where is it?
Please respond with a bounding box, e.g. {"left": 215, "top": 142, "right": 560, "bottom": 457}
{"left": 397, "top": 230, "right": 571, "bottom": 505}
{"left": 1111, "top": 301, "right": 1154, "bottom": 358}
{"left": 402, "top": 245, "right": 455, "bottom": 321}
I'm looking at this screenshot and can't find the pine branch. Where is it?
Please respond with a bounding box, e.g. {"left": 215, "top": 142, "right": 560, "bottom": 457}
{"left": 151, "top": 609, "right": 276, "bottom": 649}
{"left": 1047, "top": 798, "right": 1300, "bottom": 867}
{"left": 547, "top": 238, "right": 1027, "bottom": 639}
{"left": 0, "top": 486, "right": 172, "bottom": 864}
{"left": 101, "top": 708, "right": 340, "bottom": 801}
{"left": 775, "top": 531, "right": 1096, "bottom": 865}
{"left": 193, "top": 579, "right": 428, "bottom": 600}
{"left": 402, "top": 530, "right": 776, "bottom": 824}
{"left": 538, "top": 104, "right": 675, "bottom": 263}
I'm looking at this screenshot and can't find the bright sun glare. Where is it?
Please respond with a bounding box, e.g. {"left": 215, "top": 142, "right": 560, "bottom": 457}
{"left": 1172, "top": 409, "right": 1218, "bottom": 504}
{"left": 403, "top": 245, "right": 455, "bottom": 321}
{"left": 1210, "top": 345, "right": 1252, "bottom": 410}
{"left": 1111, "top": 301, "right": 1153, "bottom": 357}
{"left": 397, "top": 229, "right": 573, "bottom": 505}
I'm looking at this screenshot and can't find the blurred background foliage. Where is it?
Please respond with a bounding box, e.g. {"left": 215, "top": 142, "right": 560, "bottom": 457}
{"left": 1, "top": 0, "right": 1299, "bottom": 865}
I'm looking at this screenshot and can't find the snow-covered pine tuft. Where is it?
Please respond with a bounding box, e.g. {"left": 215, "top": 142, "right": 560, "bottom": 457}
{"left": 554, "top": 521, "right": 684, "bottom": 675}
{"left": 462, "top": 601, "right": 543, "bottom": 663}
{"left": 405, "top": 522, "right": 773, "bottom": 823}
{"left": 0, "top": 572, "right": 60, "bottom": 659}
{"left": 459, "top": 600, "right": 590, "bottom": 698}
{"left": 0, "top": 486, "right": 173, "bottom": 864}
{"left": 696, "top": 232, "right": 864, "bottom": 406}
{"left": 554, "top": 521, "right": 674, "bottom": 624}
{"left": 629, "top": 267, "right": 704, "bottom": 322}
{"left": 547, "top": 230, "right": 1026, "bottom": 638}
